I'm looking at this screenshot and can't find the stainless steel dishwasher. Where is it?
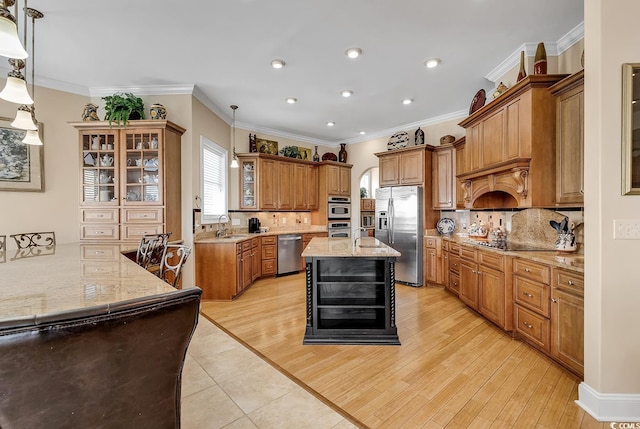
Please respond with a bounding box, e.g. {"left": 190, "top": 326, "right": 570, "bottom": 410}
{"left": 277, "top": 234, "right": 303, "bottom": 275}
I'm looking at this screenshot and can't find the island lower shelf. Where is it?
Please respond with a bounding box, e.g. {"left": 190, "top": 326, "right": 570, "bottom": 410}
{"left": 303, "top": 256, "right": 400, "bottom": 345}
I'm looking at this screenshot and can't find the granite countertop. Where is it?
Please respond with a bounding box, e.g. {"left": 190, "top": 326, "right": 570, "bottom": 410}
{"left": 302, "top": 237, "right": 401, "bottom": 258}
{"left": 0, "top": 243, "right": 176, "bottom": 323}
{"left": 431, "top": 234, "right": 584, "bottom": 273}
{"left": 194, "top": 226, "right": 328, "bottom": 244}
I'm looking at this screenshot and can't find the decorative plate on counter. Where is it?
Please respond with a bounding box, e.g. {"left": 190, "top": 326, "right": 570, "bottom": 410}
{"left": 387, "top": 131, "right": 409, "bottom": 150}
{"left": 436, "top": 218, "right": 456, "bottom": 235}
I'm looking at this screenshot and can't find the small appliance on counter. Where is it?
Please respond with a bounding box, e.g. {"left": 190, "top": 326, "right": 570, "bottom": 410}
{"left": 248, "top": 217, "right": 261, "bottom": 233}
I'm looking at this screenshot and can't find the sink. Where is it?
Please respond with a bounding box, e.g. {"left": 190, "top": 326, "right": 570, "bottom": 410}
{"left": 358, "top": 243, "right": 384, "bottom": 248}
{"left": 219, "top": 235, "right": 247, "bottom": 239}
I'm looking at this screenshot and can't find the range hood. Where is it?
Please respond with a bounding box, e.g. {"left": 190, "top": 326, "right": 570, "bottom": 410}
{"left": 457, "top": 159, "right": 531, "bottom": 209}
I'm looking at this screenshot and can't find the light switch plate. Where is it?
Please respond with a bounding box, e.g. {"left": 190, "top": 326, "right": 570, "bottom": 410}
{"left": 613, "top": 219, "right": 640, "bottom": 239}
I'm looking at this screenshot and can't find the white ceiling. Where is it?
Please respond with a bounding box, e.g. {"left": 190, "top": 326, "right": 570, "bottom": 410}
{"left": 12, "top": 0, "right": 583, "bottom": 145}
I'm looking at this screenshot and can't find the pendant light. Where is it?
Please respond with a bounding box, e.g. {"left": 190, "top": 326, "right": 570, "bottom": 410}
{"left": 229, "top": 105, "right": 239, "bottom": 169}
{"left": 0, "top": 58, "right": 33, "bottom": 104}
{"left": 20, "top": 5, "right": 43, "bottom": 145}
{"left": 11, "top": 104, "right": 36, "bottom": 129}
{"left": 0, "top": 0, "right": 28, "bottom": 59}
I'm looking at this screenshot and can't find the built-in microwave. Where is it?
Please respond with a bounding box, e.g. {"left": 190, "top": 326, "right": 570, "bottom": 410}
{"left": 328, "top": 196, "right": 351, "bottom": 219}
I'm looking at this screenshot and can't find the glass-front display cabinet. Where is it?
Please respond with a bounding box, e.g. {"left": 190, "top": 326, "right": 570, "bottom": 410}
{"left": 240, "top": 157, "right": 257, "bottom": 210}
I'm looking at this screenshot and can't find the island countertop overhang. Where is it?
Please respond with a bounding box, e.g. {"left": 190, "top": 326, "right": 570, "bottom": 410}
{"left": 302, "top": 237, "right": 400, "bottom": 258}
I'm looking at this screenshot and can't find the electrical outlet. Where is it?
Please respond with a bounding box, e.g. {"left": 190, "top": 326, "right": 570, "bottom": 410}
{"left": 304, "top": 218, "right": 308, "bottom": 224}
{"left": 614, "top": 219, "right": 640, "bottom": 239}
{"left": 282, "top": 217, "right": 287, "bottom": 224}
{"left": 231, "top": 218, "right": 240, "bottom": 226}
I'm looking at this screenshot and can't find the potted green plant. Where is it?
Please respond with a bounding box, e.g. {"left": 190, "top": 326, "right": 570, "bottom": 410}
{"left": 279, "top": 145, "right": 301, "bottom": 159}
{"left": 102, "top": 92, "right": 145, "bottom": 127}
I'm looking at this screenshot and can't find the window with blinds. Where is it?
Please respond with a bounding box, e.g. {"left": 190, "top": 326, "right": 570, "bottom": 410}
{"left": 200, "top": 136, "right": 228, "bottom": 223}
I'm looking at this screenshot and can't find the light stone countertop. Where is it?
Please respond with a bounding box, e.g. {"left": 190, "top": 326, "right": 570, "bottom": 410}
{"left": 0, "top": 243, "right": 177, "bottom": 324}
{"left": 301, "top": 237, "right": 400, "bottom": 258}
{"left": 428, "top": 234, "right": 584, "bottom": 273}
{"left": 194, "top": 226, "right": 328, "bottom": 244}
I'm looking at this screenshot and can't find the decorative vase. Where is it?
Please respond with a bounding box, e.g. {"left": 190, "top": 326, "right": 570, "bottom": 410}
{"left": 81, "top": 103, "right": 100, "bottom": 121}
{"left": 534, "top": 42, "right": 547, "bottom": 74}
{"left": 555, "top": 233, "right": 576, "bottom": 252}
{"left": 313, "top": 145, "right": 320, "bottom": 162}
{"left": 249, "top": 133, "right": 257, "bottom": 152}
{"left": 414, "top": 127, "right": 424, "bottom": 145}
{"left": 517, "top": 50, "right": 527, "bottom": 82}
{"left": 338, "top": 143, "right": 347, "bottom": 163}
{"left": 149, "top": 103, "right": 167, "bottom": 120}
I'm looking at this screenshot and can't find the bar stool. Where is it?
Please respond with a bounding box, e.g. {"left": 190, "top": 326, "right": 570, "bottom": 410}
{"left": 159, "top": 244, "right": 191, "bottom": 288}
{"left": 136, "top": 232, "right": 171, "bottom": 274}
{"left": 10, "top": 232, "right": 56, "bottom": 249}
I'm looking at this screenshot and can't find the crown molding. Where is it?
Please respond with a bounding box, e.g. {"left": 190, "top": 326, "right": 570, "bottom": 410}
{"left": 237, "top": 121, "right": 334, "bottom": 146}
{"left": 556, "top": 21, "right": 584, "bottom": 53}
{"left": 88, "top": 84, "right": 195, "bottom": 98}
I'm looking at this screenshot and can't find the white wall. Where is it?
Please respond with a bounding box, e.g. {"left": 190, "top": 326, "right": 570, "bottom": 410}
{"left": 583, "top": 0, "right": 640, "bottom": 400}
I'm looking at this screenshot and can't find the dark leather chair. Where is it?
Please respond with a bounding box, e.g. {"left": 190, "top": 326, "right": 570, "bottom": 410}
{"left": 0, "top": 286, "right": 202, "bottom": 429}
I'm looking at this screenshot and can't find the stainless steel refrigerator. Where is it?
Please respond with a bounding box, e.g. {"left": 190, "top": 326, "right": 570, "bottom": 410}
{"left": 375, "top": 186, "right": 423, "bottom": 286}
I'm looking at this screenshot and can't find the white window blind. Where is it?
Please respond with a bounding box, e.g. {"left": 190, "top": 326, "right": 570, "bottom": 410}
{"left": 200, "top": 136, "right": 227, "bottom": 223}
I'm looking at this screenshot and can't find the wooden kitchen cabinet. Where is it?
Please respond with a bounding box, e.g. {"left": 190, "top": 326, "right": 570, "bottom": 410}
{"left": 458, "top": 75, "right": 568, "bottom": 209}
{"left": 550, "top": 268, "right": 584, "bottom": 377}
{"left": 376, "top": 146, "right": 426, "bottom": 187}
{"left": 447, "top": 242, "right": 461, "bottom": 296}
{"left": 550, "top": 70, "right": 584, "bottom": 206}
{"left": 238, "top": 153, "right": 318, "bottom": 211}
{"left": 513, "top": 258, "right": 552, "bottom": 353}
{"left": 251, "top": 237, "right": 261, "bottom": 281}
{"left": 325, "top": 163, "right": 351, "bottom": 196}
{"left": 261, "top": 236, "right": 277, "bottom": 277}
{"left": 294, "top": 164, "right": 318, "bottom": 210}
{"left": 424, "top": 237, "right": 441, "bottom": 285}
{"left": 73, "top": 120, "right": 184, "bottom": 242}
{"left": 311, "top": 161, "right": 353, "bottom": 224}
{"left": 459, "top": 246, "right": 479, "bottom": 310}
{"left": 454, "top": 138, "right": 466, "bottom": 208}
{"left": 360, "top": 198, "right": 375, "bottom": 211}
{"left": 433, "top": 144, "right": 455, "bottom": 209}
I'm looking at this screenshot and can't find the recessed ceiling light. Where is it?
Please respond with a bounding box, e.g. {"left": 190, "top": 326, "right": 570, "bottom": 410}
{"left": 402, "top": 98, "right": 413, "bottom": 105}
{"left": 326, "top": 121, "right": 335, "bottom": 127}
{"left": 271, "top": 59, "right": 286, "bottom": 69}
{"left": 285, "top": 97, "right": 297, "bottom": 104}
{"left": 359, "top": 131, "right": 366, "bottom": 135}
{"left": 424, "top": 58, "right": 441, "bottom": 68}
{"left": 345, "top": 48, "right": 362, "bottom": 59}
{"left": 340, "top": 90, "right": 353, "bottom": 98}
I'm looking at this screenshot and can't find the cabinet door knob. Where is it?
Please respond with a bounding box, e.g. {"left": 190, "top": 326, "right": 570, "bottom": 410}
{"left": 551, "top": 298, "right": 558, "bottom": 303}
{"left": 568, "top": 280, "right": 574, "bottom": 286}
{"left": 523, "top": 321, "right": 533, "bottom": 329}
{"left": 524, "top": 268, "right": 531, "bottom": 272}
{"left": 523, "top": 291, "right": 533, "bottom": 298}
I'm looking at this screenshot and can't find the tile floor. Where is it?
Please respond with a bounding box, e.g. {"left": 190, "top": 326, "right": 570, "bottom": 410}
{"left": 181, "top": 316, "right": 358, "bottom": 429}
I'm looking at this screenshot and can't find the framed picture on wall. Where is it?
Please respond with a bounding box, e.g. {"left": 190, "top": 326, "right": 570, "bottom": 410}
{"left": 0, "top": 117, "right": 44, "bottom": 192}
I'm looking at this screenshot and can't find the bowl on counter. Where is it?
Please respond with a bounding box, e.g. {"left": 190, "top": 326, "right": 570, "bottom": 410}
{"left": 259, "top": 226, "right": 270, "bottom": 233}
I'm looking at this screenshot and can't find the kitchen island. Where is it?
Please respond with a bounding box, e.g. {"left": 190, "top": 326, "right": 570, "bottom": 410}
{"left": 301, "top": 237, "right": 401, "bottom": 345}
{"left": 0, "top": 243, "right": 201, "bottom": 428}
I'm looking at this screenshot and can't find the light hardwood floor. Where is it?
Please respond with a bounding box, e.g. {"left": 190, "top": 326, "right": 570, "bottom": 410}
{"left": 200, "top": 273, "right": 607, "bottom": 429}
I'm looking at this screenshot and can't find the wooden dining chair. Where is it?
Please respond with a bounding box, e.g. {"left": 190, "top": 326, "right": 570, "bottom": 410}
{"left": 159, "top": 244, "right": 191, "bottom": 288}
{"left": 10, "top": 231, "right": 56, "bottom": 249}
{"left": 135, "top": 232, "right": 171, "bottom": 273}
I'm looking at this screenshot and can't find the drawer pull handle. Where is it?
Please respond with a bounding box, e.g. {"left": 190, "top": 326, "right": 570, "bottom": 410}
{"left": 524, "top": 268, "right": 531, "bottom": 272}
{"left": 551, "top": 298, "right": 557, "bottom": 303}
{"left": 568, "top": 280, "right": 574, "bottom": 286}
{"left": 523, "top": 321, "right": 533, "bottom": 329}
{"left": 523, "top": 291, "right": 533, "bottom": 298}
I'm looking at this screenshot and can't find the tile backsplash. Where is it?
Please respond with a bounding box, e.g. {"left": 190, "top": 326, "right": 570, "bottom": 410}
{"left": 194, "top": 210, "right": 321, "bottom": 238}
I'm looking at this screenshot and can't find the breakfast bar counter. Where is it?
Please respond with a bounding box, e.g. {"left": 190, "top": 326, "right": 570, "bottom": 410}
{"left": 0, "top": 243, "right": 179, "bottom": 324}
{"left": 302, "top": 237, "right": 401, "bottom": 345}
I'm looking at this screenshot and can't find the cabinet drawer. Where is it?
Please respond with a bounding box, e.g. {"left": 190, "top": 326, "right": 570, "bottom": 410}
{"left": 449, "top": 242, "right": 460, "bottom": 255}
{"left": 242, "top": 240, "right": 253, "bottom": 252}
{"left": 261, "top": 236, "right": 277, "bottom": 245}
{"left": 262, "top": 259, "right": 276, "bottom": 275}
{"left": 81, "top": 224, "right": 119, "bottom": 240}
{"left": 478, "top": 251, "right": 504, "bottom": 271}
{"left": 81, "top": 208, "right": 119, "bottom": 223}
{"left": 122, "top": 208, "right": 163, "bottom": 223}
{"left": 80, "top": 245, "right": 120, "bottom": 260}
{"left": 449, "top": 272, "right": 460, "bottom": 294}
{"left": 121, "top": 224, "right": 163, "bottom": 241}
{"left": 425, "top": 237, "right": 438, "bottom": 249}
{"left": 262, "top": 245, "right": 276, "bottom": 259}
{"left": 513, "top": 259, "right": 550, "bottom": 284}
{"left": 553, "top": 269, "right": 584, "bottom": 295}
{"left": 514, "top": 276, "right": 550, "bottom": 317}
{"left": 449, "top": 255, "right": 460, "bottom": 274}
{"left": 460, "top": 246, "right": 477, "bottom": 262}
{"left": 515, "top": 305, "right": 550, "bottom": 352}
{"left": 252, "top": 238, "right": 259, "bottom": 248}
{"left": 442, "top": 240, "right": 449, "bottom": 252}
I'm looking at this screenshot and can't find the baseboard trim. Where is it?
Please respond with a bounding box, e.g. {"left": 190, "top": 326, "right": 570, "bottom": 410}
{"left": 577, "top": 382, "right": 640, "bottom": 422}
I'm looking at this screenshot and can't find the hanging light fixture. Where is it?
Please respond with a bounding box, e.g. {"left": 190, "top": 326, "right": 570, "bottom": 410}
{"left": 11, "top": 104, "right": 36, "bottom": 129}
{"left": 0, "top": 58, "right": 33, "bottom": 104}
{"left": 229, "top": 105, "right": 239, "bottom": 168}
{"left": 0, "top": 0, "right": 28, "bottom": 59}
{"left": 19, "top": 5, "right": 43, "bottom": 145}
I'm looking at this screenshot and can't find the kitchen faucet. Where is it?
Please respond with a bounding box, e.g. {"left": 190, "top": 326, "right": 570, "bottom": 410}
{"left": 354, "top": 227, "right": 368, "bottom": 247}
{"left": 217, "top": 214, "right": 229, "bottom": 237}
